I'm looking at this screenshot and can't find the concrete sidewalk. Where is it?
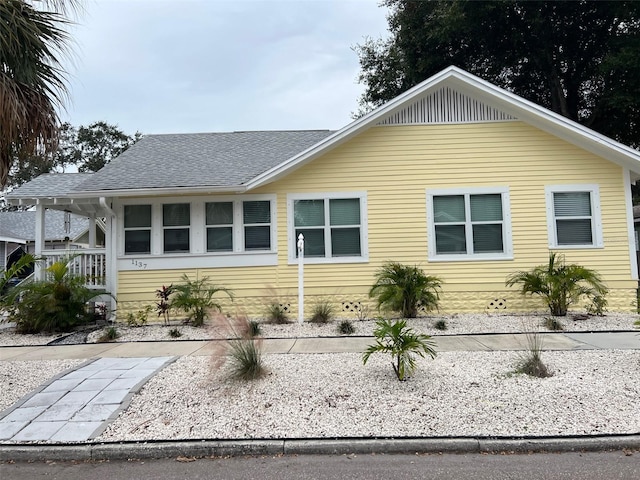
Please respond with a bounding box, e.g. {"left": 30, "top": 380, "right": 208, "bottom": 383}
{"left": 1, "top": 331, "right": 639, "bottom": 361}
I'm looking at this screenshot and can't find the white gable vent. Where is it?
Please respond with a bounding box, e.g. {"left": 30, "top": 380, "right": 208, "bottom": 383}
{"left": 377, "top": 86, "right": 516, "bottom": 125}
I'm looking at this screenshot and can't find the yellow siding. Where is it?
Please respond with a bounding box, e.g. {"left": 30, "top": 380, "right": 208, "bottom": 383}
{"left": 116, "top": 122, "right": 637, "bottom": 318}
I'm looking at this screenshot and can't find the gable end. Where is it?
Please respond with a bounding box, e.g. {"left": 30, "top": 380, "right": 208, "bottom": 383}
{"left": 377, "top": 86, "right": 517, "bottom": 126}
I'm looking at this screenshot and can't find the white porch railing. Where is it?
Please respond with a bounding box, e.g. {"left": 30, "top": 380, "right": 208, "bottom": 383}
{"left": 41, "top": 249, "right": 107, "bottom": 289}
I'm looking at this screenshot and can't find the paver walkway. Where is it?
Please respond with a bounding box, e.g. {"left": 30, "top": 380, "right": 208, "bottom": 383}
{"left": 0, "top": 356, "right": 174, "bottom": 442}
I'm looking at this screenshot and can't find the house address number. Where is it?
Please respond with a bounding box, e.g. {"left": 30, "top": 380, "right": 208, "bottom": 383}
{"left": 131, "top": 259, "right": 148, "bottom": 269}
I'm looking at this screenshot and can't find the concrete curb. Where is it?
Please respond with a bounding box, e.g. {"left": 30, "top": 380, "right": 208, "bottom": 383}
{"left": 1, "top": 435, "right": 639, "bottom": 461}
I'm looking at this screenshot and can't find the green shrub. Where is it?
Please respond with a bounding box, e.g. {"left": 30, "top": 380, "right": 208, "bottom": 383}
{"left": 506, "top": 253, "right": 607, "bottom": 316}
{"left": 338, "top": 320, "right": 355, "bottom": 335}
{"left": 544, "top": 316, "right": 564, "bottom": 331}
{"left": 362, "top": 318, "right": 437, "bottom": 381}
{"left": 248, "top": 320, "right": 262, "bottom": 337}
{"left": 514, "top": 333, "right": 552, "bottom": 378}
{"left": 171, "top": 274, "right": 233, "bottom": 327}
{"left": 5, "top": 259, "right": 108, "bottom": 334}
{"left": 310, "top": 299, "right": 334, "bottom": 323}
{"left": 168, "top": 327, "right": 182, "bottom": 338}
{"left": 586, "top": 294, "right": 608, "bottom": 316}
{"left": 266, "top": 303, "right": 289, "bottom": 324}
{"left": 369, "top": 262, "right": 442, "bottom": 318}
{"left": 227, "top": 338, "right": 265, "bottom": 380}
{"left": 0, "top": 253, "right": 37, "bottom": 299}
{"left": 126, "top": 305, "right": 152, "bottom": 327}
{"left": 433, "top": 319, "right": 448, "bottom": 331}
{"left": 97, "top": 326, "right": 119, "bottom": 343}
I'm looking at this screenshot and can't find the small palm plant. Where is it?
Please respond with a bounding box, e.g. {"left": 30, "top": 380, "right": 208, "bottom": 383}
{"left": 506, "top": 253, "right": 607, "bottom": 316}
{"left": 362, "top": 318, "right": 437, "bottom": 381}
{"left": 171, "top": 274, "right": 233, "bottom": 327}
{"left": 369, "top": 262, "right": 442, "bottom": 318}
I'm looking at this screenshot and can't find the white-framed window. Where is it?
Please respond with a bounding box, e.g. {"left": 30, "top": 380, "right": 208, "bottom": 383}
{"left": 163, "top": 203, "right": 190, "bottom": 253}
{"left": 287, "top": 192, "right": 368, "bottom": 264}
{"left": 426, "top": 186, "right": 513, "bottom": 261}
{"left": 124, "top": 204, "right": 151, "bottom": 255}
{"left": 545, "top": 185, "right": 603, "bottom": 248}
{"left": 119, "top": 195, "right": 276, "bottom": 261}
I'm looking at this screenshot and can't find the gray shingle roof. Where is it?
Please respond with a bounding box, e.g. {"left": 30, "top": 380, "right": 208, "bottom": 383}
{"left": 7, "top": 173, "right": 94, "bottom": 198}
{"left": 75, "top": 130, "right": 334, "bottom": 192}
{"left": 0, "top": 210, "right": 90, "bottom": 242}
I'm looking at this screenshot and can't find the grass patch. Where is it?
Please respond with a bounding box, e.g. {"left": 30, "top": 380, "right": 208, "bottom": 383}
{"left": 433, "top": 319, "right": 448, "bottom": 331}
{"left": 310, "top": 299, "right": 334, "bottom": 324}
{"left": 514, "top": 332, "right": 553, "bottom": 378}
{"left": 227, "top": 338, "right": 265, "bottom": 380}
{"left": 168, "top": 327, "right": 182, "bottom": 338}
{"left": 337, "top": 320, "right": 355, "bottom": 335}
{"left": 97, "top": 326, "right": 119, "bottom": 343}
{"left": 265, "top": 303, "right": 290, "bottom": 324}
{"left": 543, "top": 316, "right": 564, "bottom": 331}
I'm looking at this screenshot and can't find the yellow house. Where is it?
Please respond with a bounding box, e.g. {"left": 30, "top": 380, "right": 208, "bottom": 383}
{"left": 9, "top": 67, "right": 640, "bottom": 318}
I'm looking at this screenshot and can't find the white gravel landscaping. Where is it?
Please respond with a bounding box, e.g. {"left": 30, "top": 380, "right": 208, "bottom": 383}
{"left": 0, "top": 359, "right": 85, "bottom": 411}
{"left": 96, "top": 350, "right": 640, "bottom": 441}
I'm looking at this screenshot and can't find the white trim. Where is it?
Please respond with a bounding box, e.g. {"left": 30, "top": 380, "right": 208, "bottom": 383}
{"left": 118, "top": 251, "right": 277, "bottom": 271}
{"left": 623, "top": 169, "right": 638, "bottom": 280}
{"left": 426, "top": 186, "right": 513, "bottom": 262}
{"left": 544, "top": 184, "right": 603, "bottom": 249}
{"left": 115, "top": 194, "right": 277, "bottom": 263}
{"left": 286, "top": 191, "right": 369, "bottom": 265}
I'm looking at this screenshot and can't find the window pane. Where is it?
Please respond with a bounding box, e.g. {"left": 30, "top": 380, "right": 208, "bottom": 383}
{"left": 296, "top": 228, "right": 325, "bottom": 257}
{"left": 294, "top": 199, "right": 324, "bottom": 227}
{"left": 245, "top": 225, "right": 270, "bottom": 250}
{"left": 125, "top": 230, "right": 150, "bottom": 254}
{"left": 470, "top": 194, "right": 502, "bottom": 222}
{"left": 124, "top": 205, "right": 151, "bottom": 228}
{"left": 163, "top": 204, "right": 190, "bottom": 226}
{"left": 554, "top": 192, "right": 591, "bottom": 217}
{"left": 206, "top": 202, "right": 233, "bottom": 225}
{"left": 331, "top": 228, "right": 361, "bottom": 256}
{"left": 433, "top": 195, "right": 465, "bottom": 223}
{"left": 207, "top": 227, "right": 233, "bottom": 252}
{"left": 435, "top": 224, "right": 466, "bottom": 254}
{"left": 330, "top": 199, "right": 360, "bottom": 226}
{"left": 244, "top": 201, "right": 270, "bottom": 224}
{"left": 473, "top": 224, "right": 503, "bottom": 253}
{"left": 164, "top": 228, "right": 190, "bottom": 253}
{"left": 557, "top": 219, "right": 593, "bottom": 245}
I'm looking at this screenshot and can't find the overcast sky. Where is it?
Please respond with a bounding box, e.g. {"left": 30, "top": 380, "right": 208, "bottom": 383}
{"left": 61, "top": 0, "right": 390, "bottom": 136}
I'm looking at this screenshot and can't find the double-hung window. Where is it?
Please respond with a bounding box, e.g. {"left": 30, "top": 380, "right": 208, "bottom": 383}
{"left": 288, "top": 192, "right": 367, "bottom": 263}
{"left": 163, "top": 203, "right": 190, "bottom": 253}
{"left": 545, "top": 185, "right": 602, "bottom": 248}
{"left": 205, "top": 199, "right": 274, "bottom": 252}
{"left": 243, "top": 200, "right": 272, "bottom": 250}
{"left": 124, "top": 204, "right": 151, "bottom": 254}
{"left": 427, "top": 187, "right": 512, "bottom": 261}
{"left": 206, "top": 202, "right": 233, "bottom": 252}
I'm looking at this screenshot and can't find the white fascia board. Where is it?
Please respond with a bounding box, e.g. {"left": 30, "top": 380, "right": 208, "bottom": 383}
{"left": 0, "top": 236, "right": 26, "bottom": 244}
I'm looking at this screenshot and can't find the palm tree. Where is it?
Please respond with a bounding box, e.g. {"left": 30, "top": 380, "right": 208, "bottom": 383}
{"left": 0, "top": 0, "right": 77, "bottom": 188}
{"left": 505, "top": 252, "right": 607, "bottom": 316}
{"left": 369, "top": 262, "right": 442, "bottom": 318}
{"left": 362, "top": 318, "right": 437, "bottom": 381}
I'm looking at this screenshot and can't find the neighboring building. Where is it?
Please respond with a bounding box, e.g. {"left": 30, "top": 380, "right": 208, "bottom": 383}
{"left": 0, "top": 210, "right": 105, "bottom": 271}
{"left": 7, "top": 67, "right": 640, "bottom": 317}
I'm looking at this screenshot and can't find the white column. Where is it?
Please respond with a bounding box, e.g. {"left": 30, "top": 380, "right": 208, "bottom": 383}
{"left": 297, "top": 233, "right": 304, "bottom": 325}
{"left": 34, "top": 203, "right": 45, "bottom": 280}
{"left": 88, "top": 214, "right": 96, "bottom": 248}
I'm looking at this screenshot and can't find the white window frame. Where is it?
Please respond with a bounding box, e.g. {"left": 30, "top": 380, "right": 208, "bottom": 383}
{"left": 123, "top": 204, "right": 152, "bottom": 255}
{"left": 162, "top": 202, "right": 191, "bottom": 254}
{"left": 116, "top": 194, "right": 277, "bottom": 270}
{"left": 287, "top": 192, "right": 368, "bottom": 264}
{"left": 545, "top": 184, "right": 603, "bottom": 249}
{"left": 426, "top": 186, "right": 513, "bottom": 262}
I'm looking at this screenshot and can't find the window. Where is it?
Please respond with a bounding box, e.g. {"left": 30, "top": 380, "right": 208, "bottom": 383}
{"left": 427, "top": 187, "right": 512, "bottom": 261}
{"left": 163, "top": 203, "right": 190, "bottom": 253}
{"left": 545, "top": 185, "right": 602, "bottom": 248}
{"left": 124, "top": 204, "right": 151, "bottom": 254}
{"left": 206, "top": 202, "right": 233, "bottom": 252}
{"left": 243, "top": 200, "right": 271, "bottom": 250}
{"left": 289, "top": 193, "right": 367, "bottom": 262}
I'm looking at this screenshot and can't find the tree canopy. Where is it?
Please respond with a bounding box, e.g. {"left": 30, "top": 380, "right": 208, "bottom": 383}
{"left": 0, "top": 0, "right": 78, "bottom": 188}
{"left": 355, "top": 0, "right": 640, "bottom": 147}
{"left": 7, "top": 121, "right": 141, "bottom": 188}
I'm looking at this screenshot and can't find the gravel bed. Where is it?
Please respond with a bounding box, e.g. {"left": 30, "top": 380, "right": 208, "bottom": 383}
{"left": 2, "top": 312, "right": 636, "bottom": 347}
{"left": 0, "top": 359, "right": 85, "bottom": 411}
{"left": 97, "top": 350, "right": 640, "bottom": 441}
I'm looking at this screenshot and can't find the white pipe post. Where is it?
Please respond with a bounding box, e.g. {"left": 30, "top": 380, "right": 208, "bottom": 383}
{"left": 297, "top": 233, "right": 304, "bottom": 325}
